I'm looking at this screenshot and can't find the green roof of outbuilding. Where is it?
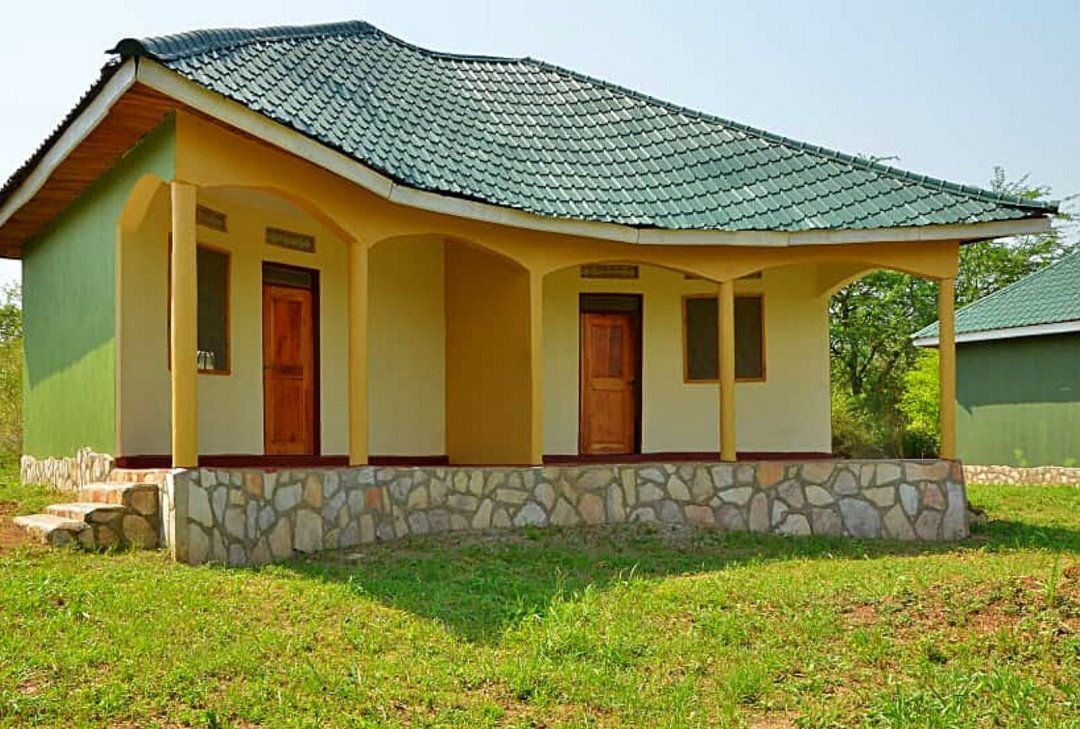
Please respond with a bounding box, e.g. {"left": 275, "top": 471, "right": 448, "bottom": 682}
{"left": 109, "top": 21, "right": 1055, "bottom": 232}
{"left": 915, "top": 249, "right": 1080, "bottom": 341}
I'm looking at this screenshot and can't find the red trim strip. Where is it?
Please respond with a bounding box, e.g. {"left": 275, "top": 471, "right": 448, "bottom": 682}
{"left": 115, "top": 451, "right": 831, "bottom": 470}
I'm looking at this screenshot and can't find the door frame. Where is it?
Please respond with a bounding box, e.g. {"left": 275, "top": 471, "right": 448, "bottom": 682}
{"left": 578, "top": 293, "right": 643, "bottom": 455}
{"left": 262, "top": 261, "right": 321, "bottom": 456}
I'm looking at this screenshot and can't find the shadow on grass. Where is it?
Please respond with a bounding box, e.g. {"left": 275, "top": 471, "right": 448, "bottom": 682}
{"left": 279, "top": 515, "right": 1080, "bottom": 643}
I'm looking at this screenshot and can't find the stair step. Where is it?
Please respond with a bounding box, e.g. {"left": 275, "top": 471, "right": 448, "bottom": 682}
{"left": 13, "top": 514, "right": 88, "bottom": 546}
{"left": 46, "top": 502, "right": 126, "bottom": 523}
{"left": 77, "top": 482, "right": 159, "bottom": 515}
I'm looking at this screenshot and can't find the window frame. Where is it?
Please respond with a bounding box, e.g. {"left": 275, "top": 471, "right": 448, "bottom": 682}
{"left": 681, "top": 293, "right": 766, "bottom": 384}
{"left": 167, "top": 240, "right": 233, "bottom": 376}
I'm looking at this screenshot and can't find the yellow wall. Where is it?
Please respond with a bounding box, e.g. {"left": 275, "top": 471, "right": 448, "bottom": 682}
{"left": 542, "top": 264, "right": 831, "bottom": 455}
{"left": 118, "top": 186, "right": 350, "bottom": 456}
{"left": 445, "top": 243, "right": 534, "bottom": 464}
{"left": 369, "top": 238, "right": 446, "bottom": 455}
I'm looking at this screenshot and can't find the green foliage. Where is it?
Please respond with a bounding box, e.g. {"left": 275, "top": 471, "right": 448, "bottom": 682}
{"left": 0, "top": 283, "right": 21, "bottom": 462}
{"left": 830, "top": 168, "right": 1074, "bottom": 457}
{"left": 899, "top": 349, "right": 940, "bottom": 458}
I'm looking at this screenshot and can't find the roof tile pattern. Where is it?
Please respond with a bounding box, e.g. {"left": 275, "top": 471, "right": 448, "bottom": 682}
{"left": 916, "top": 249, "right": 1080, "bottom": 339}
{"left": 113, "top": 22, "right": 1053, "bottom": 232}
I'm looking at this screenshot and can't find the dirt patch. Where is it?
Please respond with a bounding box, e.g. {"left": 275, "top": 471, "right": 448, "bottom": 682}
{"left": 0, "top": 500, "right": 30, "bottom": 553}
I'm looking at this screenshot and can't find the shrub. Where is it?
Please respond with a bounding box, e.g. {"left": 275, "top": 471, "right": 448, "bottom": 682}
{"left": 899, "top": 349, "right": 940, "bottom": 457}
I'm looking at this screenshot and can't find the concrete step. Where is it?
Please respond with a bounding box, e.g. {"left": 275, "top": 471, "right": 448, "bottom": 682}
{"left": 77, "top": 482, "right": 159, "bottom": 516}
{"left": 46, "top": 502, "right": 126, "bottom": 523}
{"left": 12, "top": 514, "right": 88, "bottom": 547}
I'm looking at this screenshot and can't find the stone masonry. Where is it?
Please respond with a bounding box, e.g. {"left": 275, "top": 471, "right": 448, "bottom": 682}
{"left": 163, "top": 459, "right": 969, "bottom": 566}
{"left": 21, "top": 448, "right": 116, "bottom": 492}
{"left": 964, "top": 464, "right": 1080, "bottom": 486}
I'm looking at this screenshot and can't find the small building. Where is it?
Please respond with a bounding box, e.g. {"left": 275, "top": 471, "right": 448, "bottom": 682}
{"left": 0, "top": 22, "right": 1056, "bottom": 556}
{"left": 915, "top": 251, "right": 1080, "bottom": 467}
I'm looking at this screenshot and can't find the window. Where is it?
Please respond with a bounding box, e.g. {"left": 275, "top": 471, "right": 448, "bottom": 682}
{"left": 683, "top": 294, "right": 764, "bottom": 382}
{"left": 196, "top": 247, "right": 229, "bottom": 373}
{"left": 168, "top": 244, "right": 230, "bottom": 374}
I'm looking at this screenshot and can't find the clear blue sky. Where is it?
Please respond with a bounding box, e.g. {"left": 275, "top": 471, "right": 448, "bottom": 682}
{"left": 1, "top": 0, "right": 1076, "bottom": 288}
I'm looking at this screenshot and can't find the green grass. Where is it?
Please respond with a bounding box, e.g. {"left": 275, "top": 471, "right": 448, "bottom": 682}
{"left": 2, "top": 470, "right": 1080, "bottom": 728}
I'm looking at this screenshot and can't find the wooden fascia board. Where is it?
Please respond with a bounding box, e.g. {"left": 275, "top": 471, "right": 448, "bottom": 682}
{"left": 0, "top": 60, "right": 137, "bottom": 233}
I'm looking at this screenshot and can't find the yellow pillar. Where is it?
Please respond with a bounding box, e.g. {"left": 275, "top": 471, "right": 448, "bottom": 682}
{"left": 348, "top": 241, "right": 370, "bottom": 466}
{"left": 938, "top": 276, "right": 957, "bottom": 459}
{"left": 718, "top": 279, "right": 737, "bottom": 462}
{"left": 170, "top": 181, "right": 198, "bottom": 468}
{"left": 528, "top": 271, "right": 544, "bottom": 465}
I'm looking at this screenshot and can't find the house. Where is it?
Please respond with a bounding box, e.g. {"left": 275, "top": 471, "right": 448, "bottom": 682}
{"left": 0, "top": 22, "right": 1056, "bottom": 559}
{"left": 914, "top": 250, "right": 1080, "bottom": 467}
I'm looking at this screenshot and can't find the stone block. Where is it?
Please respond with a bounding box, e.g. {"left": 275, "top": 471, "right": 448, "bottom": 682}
{"left": 907, "top": 461, "right": 950, "bottom": 482}
{"left": 638, "top": 482, "right": 665, "bottom": 503}
{"left": 605, "top": 484, "right": 625, "bottom": 521}
{"left": 629, "top": 506, "right": 657, "bottom": 523}
{"left": 685, "top": 504, "right": 714, "bottom": 527}
{"left": 921, "top": 483, "right": 946, "bottom": 510}
{"left": 801, "top": 461, "right": 834, "bottom": 484}
{"left": 189, "top": 487, "right": 213, "bottom": 528}
{"left": 224, "top": 507, "right": 246, "bottom": 540}
{"left": 448, "top": 493, "right": 478, "bottom": 512}
{"left": 718, "top": 486, "right": 752, "bottom": 506}
{"left": 513, "top": 502, "right": 548, "bottom": 527}
{"left": 771, "top": 500, "right": 789, "bottom": 526}
{"left": 472, "top": 499, "right": 494, "bottom": 529}
{"left": 407, "top": 485, "right": 430, "bottom": 509}
{"left": 691, "top": 468, "right": 713, "bottom": 502}
{"left": 212, "top": 487, "right": 228, "bottom": 523}
{"left": 832, "top": 470, "right": 859, "bottom": 496}
{"left": 777, "top": 514, "right": 811, "bottom": 536}
{"left": 805, "top": 485, "right": 833, "bottom": 507}
{"left": 710, "top": 465, "right": 735, "bottom": 489}
{"left": 188, "top": 526, "right": 210, "bottom": 564}
{"left": 495, "top": 488, "right": 528, "bottom": 505}
{"left": 294, "top": 510, "right": 324, "bottom": 552}
{"left": 533, "top": 481, "right": 557, "bottom": 511}
{"left": 811, "top": 507, "right": 843, "bottom": 536}
{"left": 715, "top": 504, "right": 746, "bottom": 531}
{"left": 915, "top": 510, "right": 942, "bottom": 540}
{"left": 776, "top": 480, "right": 804, "bottom": 508}
{"left": 268, "top": 519, "right": 292, "bottom": 560}
{"left": 864, "top": 487, "right": 896, "bottom": 508}
{"left": 551, "top": 498, "right": 578, "bottom": 526}
{"left": 666, "top": 475, "right": 691, "bottom": 501}
{"left": 274, "top": 483, "right": 302, "bottom": 512}
{"left": 748, "top": 493, "right": 769, "bottom": 532}
{"left": 882, "top": 505, "right": 913, "bottom": 540}
{"left": 578, "top": 493, "right": 604, "bottom": 524}
{"left": 757, "top": 462, "right": 784, "bottom": 488}
{"left": 128, "top": 487, "right": 159, "bottom": 516}
{"left": 876, "top": 463, "right": 902, "bottom": 485}
{"left": 899, "top": 483, "right": 919, "bottom": 516}
{"left": 839, "top": 498, "right": 881, "bottom": 538}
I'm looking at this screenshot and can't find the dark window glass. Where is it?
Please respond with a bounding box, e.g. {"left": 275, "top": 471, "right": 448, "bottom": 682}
{"left": 685, "top": 295, "right": 764, "bottom": 381}
{"left": 197, "top": 247, "right": 229, "bottom": 372}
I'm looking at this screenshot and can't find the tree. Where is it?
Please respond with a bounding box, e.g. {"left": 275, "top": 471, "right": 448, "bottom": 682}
{"left": 0, "top": 283, "right": 21, "bottom": 458}
{"left": 830, "top": 168, "right": 1073, "bottom": 457}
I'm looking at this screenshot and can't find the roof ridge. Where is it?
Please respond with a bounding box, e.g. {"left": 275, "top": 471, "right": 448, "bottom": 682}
{"left": 109, "top": 20, "right": 378, "bottom": 62}
{"left": 519, "top": 57, "right": 1058, "bottom": 215}
{"left": 913, "top": 248, "right": 1080, "bottom": 338}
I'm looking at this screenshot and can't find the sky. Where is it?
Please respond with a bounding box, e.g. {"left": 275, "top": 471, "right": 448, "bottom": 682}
{"left": 0, "top": 0, "right": 1076, "bottom": 289}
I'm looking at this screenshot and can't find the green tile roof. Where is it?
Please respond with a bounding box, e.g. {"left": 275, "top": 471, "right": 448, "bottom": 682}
{"left": 109, "top": 21, "right": 1054, "bottom": 232}
{"left": 915, "top": 249, "right": 1080, "bottom": 341}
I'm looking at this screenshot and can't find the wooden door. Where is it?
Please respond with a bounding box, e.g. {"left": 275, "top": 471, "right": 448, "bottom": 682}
{"left": 263, "top": 284, "right": 316, "bottom": 455}
{"left": 580, "top": 312, "right": 638, "bottom": 455}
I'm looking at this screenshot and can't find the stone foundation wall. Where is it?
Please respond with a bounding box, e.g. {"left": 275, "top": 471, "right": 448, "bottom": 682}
{"left": 164, "top": 459, "right": 968, "bottom": 566}
{"left": 964, "top": 464, "right": 1080, "bottom": 486}
{"left": 21, "top": 448, "right": 116, "bottom": 491}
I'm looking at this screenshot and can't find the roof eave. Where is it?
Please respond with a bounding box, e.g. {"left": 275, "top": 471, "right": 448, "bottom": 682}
{"left": 914, "top": 318, "right": 1080, "bottom": 348}
{"left": 0, "top": 59, "right": 137, "bottom": 236}
{"left": 0, "top": 58, "right": 1057, "bottom": 252}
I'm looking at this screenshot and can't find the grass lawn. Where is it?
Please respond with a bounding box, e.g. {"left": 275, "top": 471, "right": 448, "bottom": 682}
{"left": 2, "top": 466, "right": 1079, "bottom": 728}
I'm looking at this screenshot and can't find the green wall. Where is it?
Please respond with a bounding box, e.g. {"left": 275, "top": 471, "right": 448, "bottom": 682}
{"left": 22, "top": 118, "right": 175, "bottom": 457}
{"left": 957, "top": 333, "right": 1080, "bottom": 466}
